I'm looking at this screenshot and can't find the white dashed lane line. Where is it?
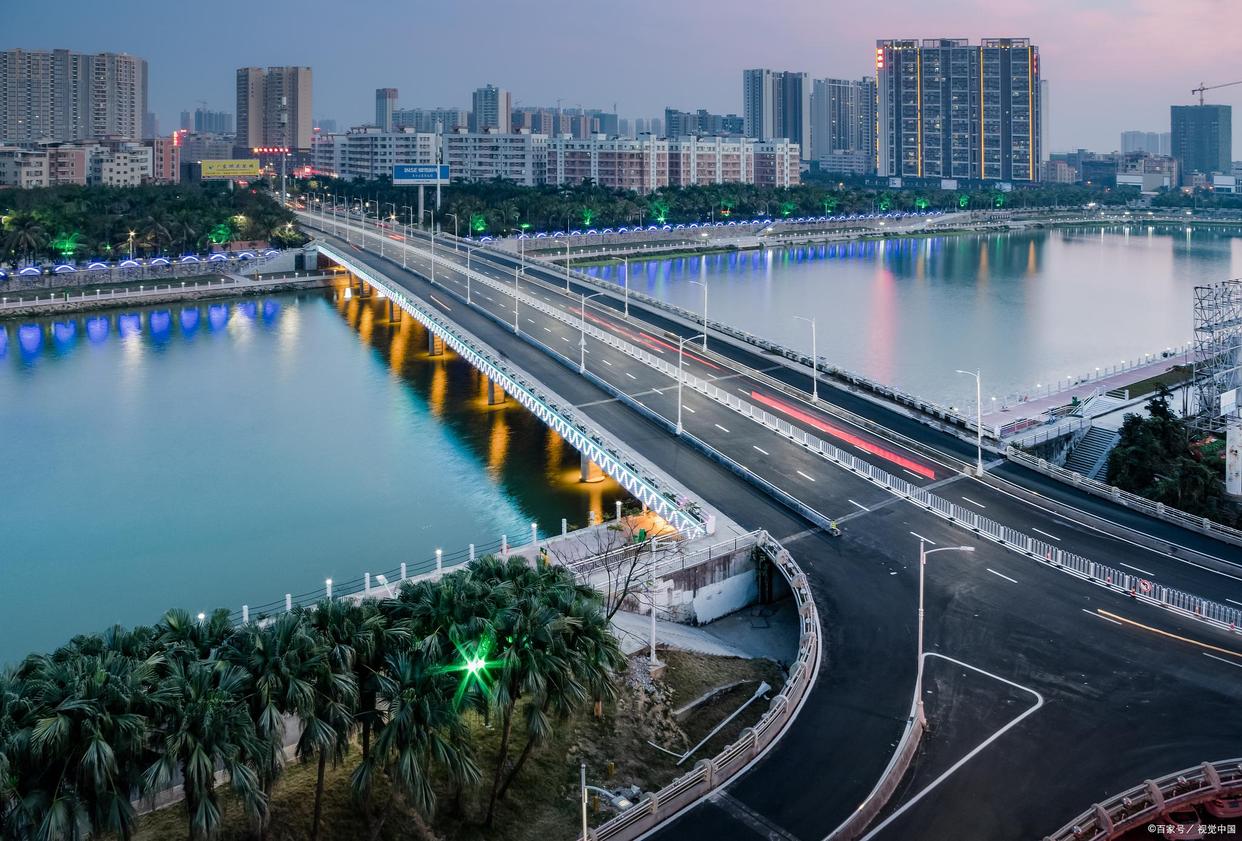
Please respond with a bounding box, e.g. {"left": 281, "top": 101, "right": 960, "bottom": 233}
{"left": 753, "top": 445, "right": 769, "bottom": 455}
{"left": 714, "top": 423, "right": 731, "bottom": 433}
{"left": 796, "top": 470, "right": 816, "bottom": 482}
{"left": 986, "top": 568, "right": 1017, "bottom": 584}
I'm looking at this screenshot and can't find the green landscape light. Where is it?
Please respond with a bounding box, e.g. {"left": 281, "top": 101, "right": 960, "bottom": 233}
{"left": 958, "top": 194, "right": 970, "bottom": 209}
{"left": 581, "top": 208, "right": 595, "bottom": 226}
{"left": 470, "top": 212, "right": 487, "bottom": 234}
{"left": 437, "top": 638, "right": 501, "bottom": 707}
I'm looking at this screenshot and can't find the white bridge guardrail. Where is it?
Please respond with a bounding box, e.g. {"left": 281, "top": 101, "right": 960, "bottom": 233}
{"left": 317, "top": 240, "right": 709, "bottom": 540}
{"left": 0, "top": 273, "right": 321, "bottom": 312}
{"left": 334, "top": 221, "right": 1242, "bottom": 639}
{"left": 582, "top": 529, "right": 820, "bottom": 841}
{"left": 1042, "top": 757, "right": 1242, "bottom": 841}
{"left": 1006, "top": 446, "right": 1242, "bottom": 549}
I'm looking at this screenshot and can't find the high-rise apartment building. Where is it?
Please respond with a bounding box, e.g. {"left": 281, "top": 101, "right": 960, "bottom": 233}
{"left": 664, "top": 108, "right": 745, "bottom": 138}
{"left": 393, "top": 107, "right": 468, "bottom": 133}
{"left": 375, "top": 88, "right": 397, "bottom": 132}
{"left": 1121, "top": 130, "right": 1170, "bottom": 156}
{"left": 876, "top": 38, "right": 1041, "bottom": 182}
{"left": 742, "top": 69, "right": 811, "bottom": 160}
{"left": 0, "top": 49, "right": 148, "bottom": 143}
{"left": 810, "top": 78, "right": 876, "bottom": 173}
{"left": 192, "top": 109, "right": 233, "bottom": 134}
{"left": 235, "top": 66, "right": 313, "bottom": 152}
{"left": 471, "top": 84, "right": 511, "bottom": 133}
{"left": 1171, "top": 104, "right": 1231, "bottom": 184}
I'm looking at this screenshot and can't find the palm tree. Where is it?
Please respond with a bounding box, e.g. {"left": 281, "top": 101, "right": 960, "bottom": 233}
{"left": 20, "top": 651, "right": 165, "bottom": 840}
{"left": 222, "top": 613, "right": 322, "bottom": 839}
{"left": 0, "top": 669, "right": 33, "bottom": 840}
{"left": 144, "top": 661, "right": 267, "bottom": 841}
{"left": 154, "top": 608, "right": 233, "bottom": 665}
{"left": 3, "top": 214, "right": 47, "bottom": 262}
{"left": 350, "top": 652, "right": 479, "bottom": 841}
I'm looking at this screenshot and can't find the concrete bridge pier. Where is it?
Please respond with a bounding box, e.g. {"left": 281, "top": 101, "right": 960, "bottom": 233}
{"left": 486, "top": 377, "right": 506, "bottom": 405}
{"left": 579, "top": 452, "right": 605, "bottom": 483}
{"left": 427, "top": 331, "right": 444, "bottom": 356}
{"left": 387, "top": 299, "right": 395, "bottom": 321}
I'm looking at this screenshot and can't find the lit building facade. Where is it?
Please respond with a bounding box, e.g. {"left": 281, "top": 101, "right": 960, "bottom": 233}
{"left": 876, "top": 38, "right": 1041, "bottom": 182}
{"left": 810, "top": 77, "right": 876, "bottom": 173}
{"left": 0, "top": 49, "right": 147, "bottom": 144}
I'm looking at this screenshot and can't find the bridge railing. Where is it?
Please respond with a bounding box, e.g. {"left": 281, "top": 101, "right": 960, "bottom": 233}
{"left": 1042, "top": 758, "right": 1242, "bottom": 841}
{"left": 324, "top": 221, "right": 1242, "bottom": 636}
{"left": 1006, "top": 447, "right": 1242, "bottom": 549}
{"left": 0, "top": 273, "right": 321, "bottom": 313}
{"left": 316, "top": 240, "right": 709, "bottom": 540}
{"left": 582, "top": 529, "right": 820, "bottom": 841}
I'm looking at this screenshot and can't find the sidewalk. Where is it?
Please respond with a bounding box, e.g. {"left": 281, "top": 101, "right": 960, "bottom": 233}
{"left": 611, "top": 597, "right": 800, "bottom": 663}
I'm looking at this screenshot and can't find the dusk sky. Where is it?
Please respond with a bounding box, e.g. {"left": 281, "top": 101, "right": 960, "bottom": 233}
{"left": 8, "top": 0, "right": 1240, "bottom": 156}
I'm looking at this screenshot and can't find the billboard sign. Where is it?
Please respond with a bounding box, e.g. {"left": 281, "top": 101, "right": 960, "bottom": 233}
{"left": 393, "top": 164, "right": 449, "bottom": 185}
{"left": 201, "top": 159, "right": 261, "bottom": 179}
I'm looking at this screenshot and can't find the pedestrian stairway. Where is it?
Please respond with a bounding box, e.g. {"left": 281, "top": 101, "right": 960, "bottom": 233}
{"left": 1063, "top": 426, "right": 1121, "bottom": 480}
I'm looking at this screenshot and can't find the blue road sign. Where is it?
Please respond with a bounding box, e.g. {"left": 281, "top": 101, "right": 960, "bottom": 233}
{"left": 392, "top": 164, "right": 449, "bottom": 185}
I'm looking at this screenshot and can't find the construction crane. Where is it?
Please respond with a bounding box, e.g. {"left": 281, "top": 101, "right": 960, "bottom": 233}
{"left": 1192, "top": 80, "right": 1242, "bottom": 105}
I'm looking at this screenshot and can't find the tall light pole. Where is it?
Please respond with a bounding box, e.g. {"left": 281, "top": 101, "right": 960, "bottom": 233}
{"left": 423, "top": 209, "right": 436, "bottom": 285}
{"left": 564, "top": 239, "right": 572, "bottom": 291}
{"left": 513, "top": 264, "right": 521, "bottom": 334}
{"left": 676, "top": 333, "right": 707, "bottom": 435}
{"left": 446, "top": 212, "right": 459, "bottom": 250}
{"left": 794, "top": 315, "right": 818, "bottom": 401}
{"left": 622, "top": 255, "right": 630, "bottom": 319}
{"left": 579, "top": 291, "right": 607, "bottom": 373}
{"left": 128, "top": 230, "right": 136, "bottom": 261}
{"left": 955, "top": 369, "right": 984, "bottom": 475}
{"left": 465, "top": 244, "right": 473, "bottom": 305}
{"left": 689, "top": 277, "right": 708, "bottom": 350}
{"left": 916, "top": 539, "right": 974, "bottom": 727}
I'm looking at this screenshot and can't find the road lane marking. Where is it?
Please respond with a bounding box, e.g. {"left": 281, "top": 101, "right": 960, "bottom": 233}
{"left": 560, "top": 336, "right": 570, "bottom": 342}
{"left": 753, "top": 445, "right": 769, "bottom": 455}
{"left": 714, "top": 423, "right": 731, "bottom": 433}
{"left": 860, "top": 654, "right": 1044, "bottom": 841}
{"left": 683, "top": 405, "right": 696, "bottom": 413}
{"left": 961, "top": 496, "right": 986, "bottom": 508}
{"left": 1119, "top": 562, "right": 1155, "bottom": 576}
{"left": 602, "top": 359, "right": 613, "bottom": 366}
{"left": 848, "top": 499, "right": 869, "bottom": 512}
{"left": 1228, "top": 598, "right": 1242, "bottom": 607}
{"left": 1204, "top": 653, "right": 1242, "bottom": 670}
{"left": 904, "top": 469, "right": 925, "bottom": 480}
{"left": 796, "top": 470, "right": 816, "bottom": 482}
{"left": 1098, "top": 610, "right": 1242, "bottom": 659}
{"left": 1084, "top": 609, "right": 1123, "bottom": 625}
{"left": 625, "top": 371, "right": 637, "bottom": 380}
{"left": 543, "top": 327, "right": 552, "bottom": 333}
{"left": 428, "top": 294, "right": 451, "bottom": 310}
{"left": 986, "top": 568, "right": 1017, "bottom": 584}
{"left": 526, "top": 318, "right": 536, "bottom": 324}
{"left": 1031, "top": 527, "right": 1061, "bottom": 542}
{"left": 910, "top": 532, "right": 936, "bottom": 545}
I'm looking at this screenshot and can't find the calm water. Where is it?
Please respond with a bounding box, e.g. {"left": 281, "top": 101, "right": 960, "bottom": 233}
{"left": 584, "top": 225, "right": 1242, "bottom": 407}
{"left": 0, "top": 287, "right": 628, "bottom": 664}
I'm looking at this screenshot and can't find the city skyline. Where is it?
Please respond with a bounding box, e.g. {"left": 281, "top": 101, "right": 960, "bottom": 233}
{"left": 6, "top": 0, "right": 1240, "bottom": 157}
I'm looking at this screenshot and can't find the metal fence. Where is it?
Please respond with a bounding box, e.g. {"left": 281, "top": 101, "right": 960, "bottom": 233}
{"left": 0, "top": 273, "right": 322, "bottom": 313}
{"left": 333, "top": 219, "right": 1242, "bottom": 639}
{"left": 317, "top": 240, "right": 709, "bottom": 540}
{"left": 1006, "top": 447, "right": 1242, "bottom": 549}
{"left": 1042, "top": 757, "right": 1242, "bottom": 841}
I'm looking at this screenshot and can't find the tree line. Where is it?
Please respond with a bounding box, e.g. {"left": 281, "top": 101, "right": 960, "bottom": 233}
{"left": 1, "top": 184, "right": 305, "bottom": 264}
{"left": 0, "top": 555, "right": 624, "bottom": 841}
{"left": 297, "top": 176, "right": 1134, "bottom": 238}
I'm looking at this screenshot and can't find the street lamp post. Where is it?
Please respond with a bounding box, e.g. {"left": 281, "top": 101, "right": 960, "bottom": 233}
{"left": 794, "top": 315, "right": 818, "bottom": 401}
{"left": 446, "top": 212, "right": 459, "bottom": 249}
{"left": 513, "top": 264, "right": 521, "bottom": 333}
{"left": 579, "top": 292, "right": 607, "bottom": 373}
{"left": 423, "top": 210, "right": 436, "bottom": 285}
{"left": 564, "top": 240, "right": 572, "bottom": 291}
{"left": 916, "top": 539, "right": 975, "bottom": 727}
{"left": 465, "top": 245, "right": 473, "bottom": 305}
{"left": 955, "top": 369, "right": 984, "bottom": 475}
{"left": 622, "top": 256, "right": 630, "bottom": 319}
{"left": 676, "top": 333, "right": 707, "bottom": 435}
{"left": 689, "top": 278, "right": 708, "bottom": 350}
{"left": 127, "top": 230, "right": 136, "bottom": 261}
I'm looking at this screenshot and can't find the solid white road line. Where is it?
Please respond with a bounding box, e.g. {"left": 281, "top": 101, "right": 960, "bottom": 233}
{"left": 859, "top": 654, "right": 1044, "bottom": 841}
{"left": 428, "top": 294, "right": 451, "bottom": 310}
{"left": 986, "top": 568, "right": 1018, "bottom": 584}
{"left": 1120, "top": 562, "right": 1155, "bottom": 576}
{"left": 961, "top": 496, "right": 986, "bottom": 508}
{"left": 904, "top": 469, "right": 925, "bottom": 480}
{"left": 1228, "top": 598, "right": 1242, "bottom": 607}
{"left": 910, "top": 532, "right": 936, "bottom": 545}
{"left": 1084, "top": 609, "right": 1123, "bottom": 625}
{"left": 1031, "top": 527, "right": 1061, "bottom": 542}
{"left": 1204, "top": 653, "right": 1242, "bottom": 670}
{"left": 796, "top": 470, "right": 816, "bottom": 482}
{"left": 848, "top": 499, "right": 870, "bottom": 512}
{"left": 715, "top": 423, "right": 731, "bottom": 433}
{"left": 753, "top": 445, "right": 769, "bottom": 455}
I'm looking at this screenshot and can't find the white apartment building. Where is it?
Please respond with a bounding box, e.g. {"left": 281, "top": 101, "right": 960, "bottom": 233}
{"left": 546, "top": 135, "right": 668, "bottom": 192}
{"left": 0, "top": 147, "right": 50, "bottom": 187}
{"left": 442, "top": 129, "right": 546, "bottom": 186}
{"left": 88, "top": 143, "right": 152, "bottom": 186}
{"left": 311, "top": 126, "right": 438, "bottom": 179}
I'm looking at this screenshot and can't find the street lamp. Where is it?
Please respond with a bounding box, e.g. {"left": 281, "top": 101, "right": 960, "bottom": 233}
{"left": 446, "top": 212, "right": 459, "bottom": 250}
{"left": 127, "top": 230, "right": 136, "bottom": 261}
{"left": 955, "top": 369, "right": 984, "bottom": 475}
{"left": 622, "top": 256, "right": 630, "bottom": 319}
{"left": 689, "top": 277, "right": 708, "bottom": 350}
{"left": 423, "top": 209, "right": 436, "bottom": 285}
{"left": 916, "top": 539, "right": 975, "bottom": 727}
{"left": 464, "top": 244, "right": 473, "bottom": 305}
{"left": 513, "top": 263, "right": 521, "bottom": 333}
{"left": 564, "top": 240, "right": 572, "bottom": 291}
{"left": 676, "top": 334, "right": 707, "bottom": 435}
{"left": 579, "top": 291, "right": 607, "bottom": 373}
{"left": 794, "top": 315, "right": 818, "bottom": 401}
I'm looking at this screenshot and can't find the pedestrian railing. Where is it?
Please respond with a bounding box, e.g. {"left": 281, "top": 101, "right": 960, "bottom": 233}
{"left": 583, "top": 529, "right": 820, "bottom": 841}
{"left": 1006, "top": 447, "right": 1242, "bottom": 549}
{"left": 1042, "top": 758, "right": 1242, "bottom": 841}
{"left": 317, "top": 240, "right": 710, "bottom": 540}
{"left": 0, "top": 273, "right": 322, "bottom": 313}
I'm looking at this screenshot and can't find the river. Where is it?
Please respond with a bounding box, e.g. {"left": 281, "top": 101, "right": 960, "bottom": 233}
{"left": 0, "top": 285, "right": 628, "bottom": 664}
{"left": 582, "top": 224, "right": 1242, "bottom": 408}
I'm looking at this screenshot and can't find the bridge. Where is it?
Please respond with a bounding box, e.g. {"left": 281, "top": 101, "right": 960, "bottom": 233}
{"left": 298, "top": 207, "right": 1242, "bottom": 841}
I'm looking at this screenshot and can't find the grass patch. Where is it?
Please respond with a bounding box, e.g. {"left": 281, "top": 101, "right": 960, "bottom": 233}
{"left": 134, "top": 651, "right": 784, "bottom": 841}
{"left": 1122, "top": 364, "right": 1191, "bottom": 399}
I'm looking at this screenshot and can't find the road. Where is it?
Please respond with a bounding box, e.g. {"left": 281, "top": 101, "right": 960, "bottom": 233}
{"left": 304, "top": 215, "right": 1242, "bottom": 840}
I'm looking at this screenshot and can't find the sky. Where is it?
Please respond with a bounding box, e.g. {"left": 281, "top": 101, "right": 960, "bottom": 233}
{"left": 7, "top": 0, "right": 1241, "bottom": 156}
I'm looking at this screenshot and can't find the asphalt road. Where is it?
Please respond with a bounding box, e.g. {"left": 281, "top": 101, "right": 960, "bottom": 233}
{"left": 306, "top": 216, "right": 1242, "bottom": 840}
